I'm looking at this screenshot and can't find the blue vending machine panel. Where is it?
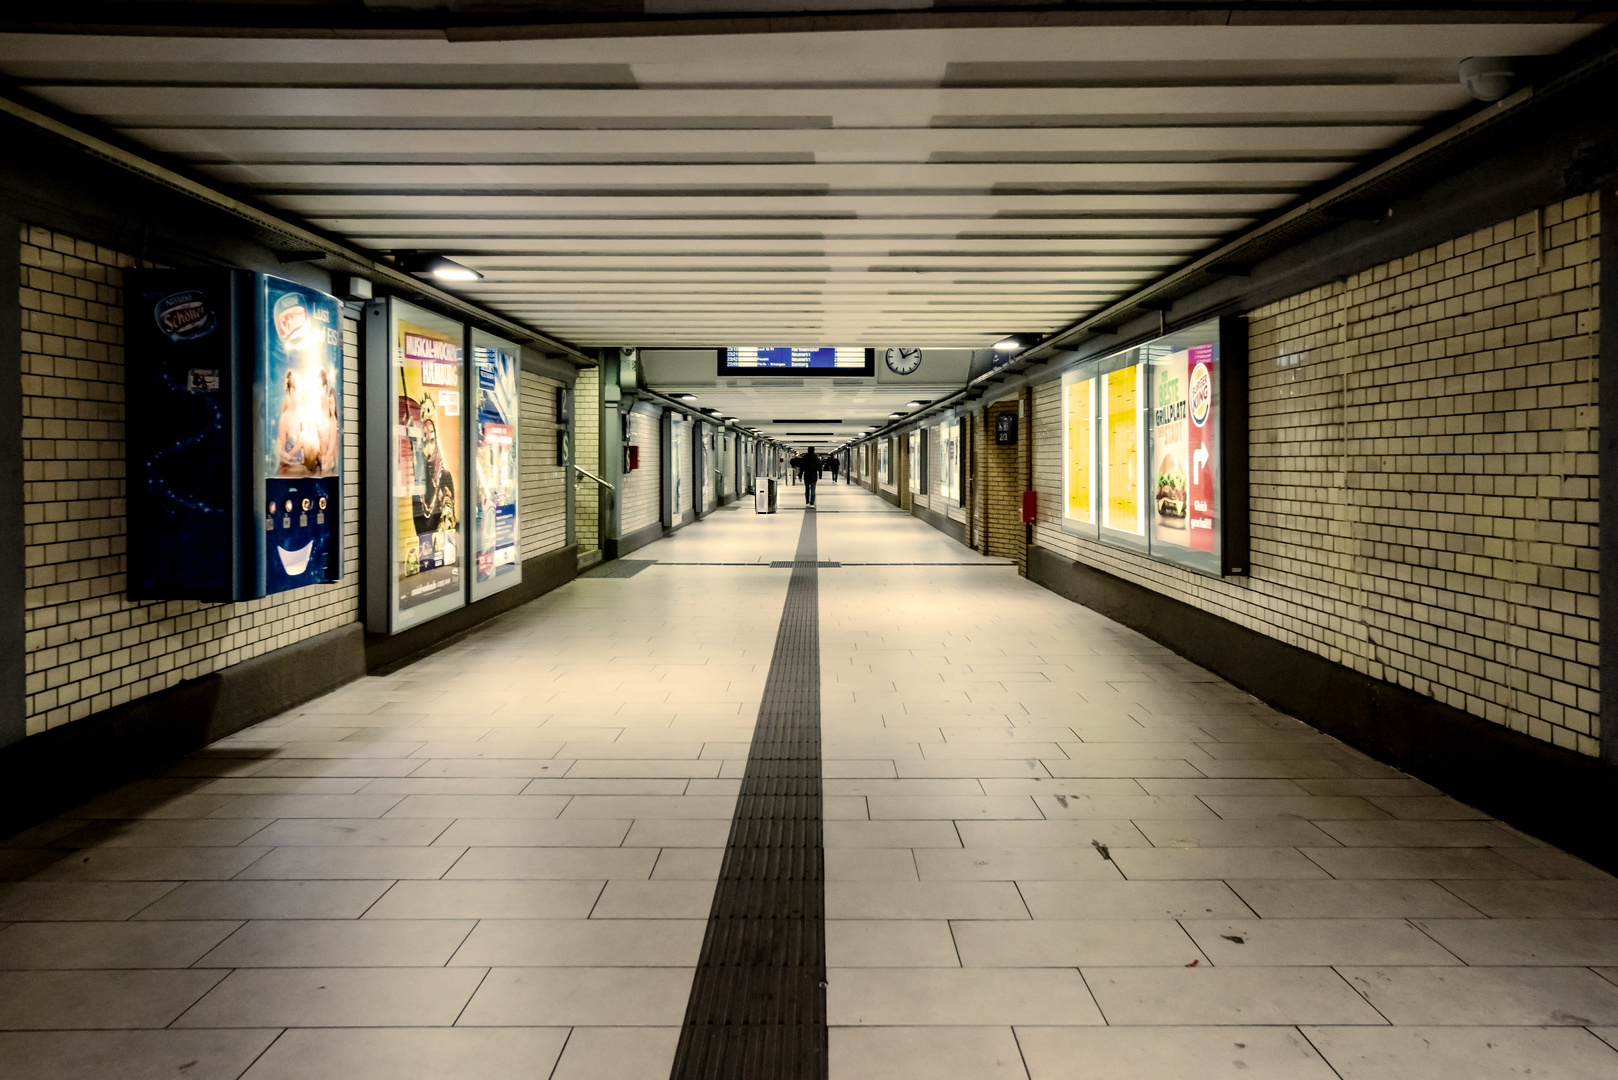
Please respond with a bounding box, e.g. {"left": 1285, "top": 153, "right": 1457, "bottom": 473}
{"left": 125, "top": 270, "right": 248, "bottom": 601}
{"left": 257, "top": 276, "right": 343, "bottom": 595}
{"left": 125, "top": 270, "right": 344, "bottom": 602}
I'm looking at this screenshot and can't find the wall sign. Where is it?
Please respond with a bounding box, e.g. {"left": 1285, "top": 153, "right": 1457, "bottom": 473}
{"left": 994, "top": 413, "right": 1018, "bottom": 446}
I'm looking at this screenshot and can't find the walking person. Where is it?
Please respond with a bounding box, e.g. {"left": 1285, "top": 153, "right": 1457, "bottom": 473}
{"left": 827, "top": 455, "right": 839, "bottom": 484}
{"left": 801, "top": 447, "right": 821, "bottom": 507}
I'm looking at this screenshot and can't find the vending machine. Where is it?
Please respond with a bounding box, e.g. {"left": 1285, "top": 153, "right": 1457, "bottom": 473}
{"left": 125, "top": 270, "right": 344, "bottom": 601}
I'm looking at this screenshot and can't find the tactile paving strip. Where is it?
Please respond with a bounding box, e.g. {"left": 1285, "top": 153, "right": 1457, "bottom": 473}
{"left": 670, "top": 510, "right": 827, "bottom": 1080}
{"left": 580, "top": 559, "right": 656, "bottom": 578}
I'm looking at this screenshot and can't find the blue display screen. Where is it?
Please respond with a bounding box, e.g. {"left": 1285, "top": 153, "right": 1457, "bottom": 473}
{"left": 725, "top": 346, "right": 867, "bottom": 369}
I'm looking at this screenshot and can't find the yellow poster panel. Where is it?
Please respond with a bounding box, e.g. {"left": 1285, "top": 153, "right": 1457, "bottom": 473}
{"left": 1066, "top": 378, "right": 1093, "bottom": 523}
{"left": 1105, "top": 366, "right": 1140, "bottom": 534}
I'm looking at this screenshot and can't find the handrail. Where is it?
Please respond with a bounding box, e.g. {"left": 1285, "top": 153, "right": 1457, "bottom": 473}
{"left": 573, "top": 464, "right": 615, "bottom": 492}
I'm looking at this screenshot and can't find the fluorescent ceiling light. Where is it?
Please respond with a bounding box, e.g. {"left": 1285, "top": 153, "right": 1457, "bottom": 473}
{"left": 396, "top": 251, "right": 484, "bottom": 281}
{"left": 993, "top": 337, "right": 1021, "bottom": 350}
{"left": 670, "top": 393, "right": 697, "bottom": 401}
{"left": 905, "top": 400, "right": 929, "bottom": 408}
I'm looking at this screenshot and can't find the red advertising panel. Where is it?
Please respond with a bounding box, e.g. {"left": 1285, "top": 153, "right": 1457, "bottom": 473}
{"left": 1186, "top": 343, "right": 1216, "bottom": 552}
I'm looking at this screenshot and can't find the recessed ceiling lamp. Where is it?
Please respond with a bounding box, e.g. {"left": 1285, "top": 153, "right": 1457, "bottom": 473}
{"left": 888, "top": 412, "right": 905, "bottom": 419}
{"left": 993, "top": 335, "right": 1030, "bottom": 351}
{"left": 905, "top": 400, "right": 930, "bottom": 408}
{"left": 670, "top": 393, "right": 697, "bottom": 401}
{"left": 395, "top": 251, "right": 484, "bottom": 281}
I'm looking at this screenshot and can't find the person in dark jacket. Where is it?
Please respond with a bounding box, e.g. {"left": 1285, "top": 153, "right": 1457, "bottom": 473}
{"left": 801, "top": 448, "right": 821, "bottom": 507}
{"left": 827, "top": 456, "right": 839, "bottom": 483}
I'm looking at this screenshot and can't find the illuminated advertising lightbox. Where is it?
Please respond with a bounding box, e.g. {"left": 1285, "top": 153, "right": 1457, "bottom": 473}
{"left": 365, "top": 297, "right": 466, "bottom": 634}
{"left": 1148, "top": 340, "right": 1220, "bottom": 574}
{"left": 1102, "top": 363, "right": 1144, "bottom": 542}
{"left": 1062, "top": 373, "right": 1096, "bottom": 532}
{"left": 939, "top": 419, "right": 961, "bottom": 504}
{"left": 125, "top": 270, "right": 343, "bottom": 602}
{"left": 1057, "top": 316, "right": 1245, "bottom": 576}
{"left": 260, "top": 276, "right": 343, "bottom": 595}
{"left": 470, "top": 329, "right": 522, "bottom": 603}
{"left": 878, "top": 438, "right": 891, "bottom": 484}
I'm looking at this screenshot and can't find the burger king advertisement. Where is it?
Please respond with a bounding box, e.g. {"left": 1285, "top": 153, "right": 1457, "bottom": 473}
{"left": 1059, "top": 316, "right": 1239, "bottom": 577}
{"left": 1150, "top": 340, "right": 1216, "bottom": 554}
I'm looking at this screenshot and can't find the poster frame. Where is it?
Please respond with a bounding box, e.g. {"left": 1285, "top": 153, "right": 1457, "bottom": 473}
{"left": 256, "top": 273, "right": 345, "bottom": 597}
{"left": 363, "top": 296, "right": 469, "bottom": 635}
{"left": 1055, "top": 315, "right": 1249, "bottom": 577}
{"left": 1059, "top": 367, "right": 1100, "bottom": 541}
{"left": 468, "top": 327, "right": 523, "bottom": 604}
{"left": 938, "top": 417, "right": 962, "bottom": 505}
{"left": 1098, "top": 354, "right": 1149, "bottom": 555}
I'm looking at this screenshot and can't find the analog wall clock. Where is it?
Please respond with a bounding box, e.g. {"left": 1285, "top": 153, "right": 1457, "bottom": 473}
{"left": 884, "top": 347, "right": 922, "bottom": 375}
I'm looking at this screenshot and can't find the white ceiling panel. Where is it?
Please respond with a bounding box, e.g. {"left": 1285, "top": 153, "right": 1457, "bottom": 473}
{"left": 0, "top": 15, "right": 1600, "bottom": 431}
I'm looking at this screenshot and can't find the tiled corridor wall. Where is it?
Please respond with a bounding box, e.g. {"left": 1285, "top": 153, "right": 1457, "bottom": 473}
{"left": 19, "top": 225, "right": 362, "bottom": 736}
{"left": 980, "top": 395, "right": 1030, "bottom": 573}
{"left": 518, "top": 370, "right": 568, "bottom": 559}
{"left": 573, "top": 364, "right": 600, "bottom": 555}
{"left": 1033, "top": 195, "right": 1600, "bottom": 756}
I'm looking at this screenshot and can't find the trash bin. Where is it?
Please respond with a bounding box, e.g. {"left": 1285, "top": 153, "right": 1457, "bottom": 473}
{"left": 755, "top": 476, "right": 777, "bottom": 514}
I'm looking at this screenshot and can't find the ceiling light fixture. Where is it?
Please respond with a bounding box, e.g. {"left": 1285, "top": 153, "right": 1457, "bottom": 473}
{"left": 670, "top": 393, "right": 697, "bottom": 401}
{"left": 888, "top": 412, "right": 905, "bottom": 419}
{"left": 394, "top": 251, "right": 484, "bottom": 282}
{"left": 905, "top": 400, "right": 929, "bottom": 408}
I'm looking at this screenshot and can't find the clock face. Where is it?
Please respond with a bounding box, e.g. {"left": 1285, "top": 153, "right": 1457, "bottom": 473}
{"left": 885, "top": 347, "right": 923, "bottom": 375}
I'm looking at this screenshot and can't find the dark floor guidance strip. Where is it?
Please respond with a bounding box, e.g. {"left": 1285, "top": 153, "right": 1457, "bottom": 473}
{"left": 670, "top": 509, "right": 826, "bottom": 1080}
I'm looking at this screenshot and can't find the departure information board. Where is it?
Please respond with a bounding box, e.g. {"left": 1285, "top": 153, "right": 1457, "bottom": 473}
{"left": 719, "top": 346, "right": 874, "bottom": 376}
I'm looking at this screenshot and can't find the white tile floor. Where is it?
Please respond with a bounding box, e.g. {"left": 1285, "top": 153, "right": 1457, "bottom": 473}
{"left": 2, "top": 482, "right": 1618, "bottom": 1079}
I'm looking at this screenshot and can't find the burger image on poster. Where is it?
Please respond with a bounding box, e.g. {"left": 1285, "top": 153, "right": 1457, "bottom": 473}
{"left": 1156, "top": 453, "right": 1187, "bottom": 525}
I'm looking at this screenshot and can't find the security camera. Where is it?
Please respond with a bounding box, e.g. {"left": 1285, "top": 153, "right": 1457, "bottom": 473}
{"left": 1459, "top": 56, "right": 1517, "bottom": 103}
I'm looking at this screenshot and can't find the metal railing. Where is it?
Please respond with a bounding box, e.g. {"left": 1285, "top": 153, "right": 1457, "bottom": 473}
{"left": 573, "top": 464, "right": 615, "bottom": 492}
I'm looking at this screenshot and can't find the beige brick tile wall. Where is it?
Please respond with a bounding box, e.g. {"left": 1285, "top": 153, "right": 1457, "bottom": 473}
{"left": 20, "top": 225, "right": 362, "bottom": 736}
{"left": 980, "top": 394, "right": 1030, "bottom": 573}
{"left": 518, "top": 370, "right": 567, "bottom": 559}
{"left": 573, "top": 365, "right": 600, "bottom": 554}
{"left": 1032, "top": 195, "right": 1600, "bottom": 755}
